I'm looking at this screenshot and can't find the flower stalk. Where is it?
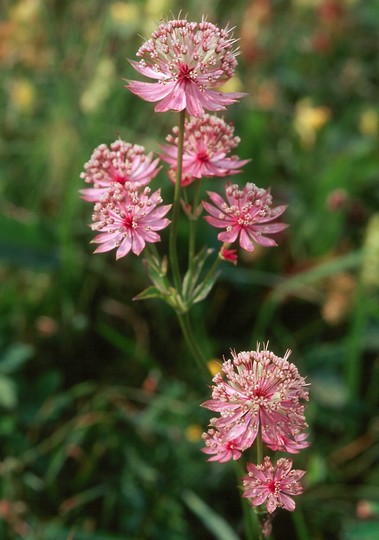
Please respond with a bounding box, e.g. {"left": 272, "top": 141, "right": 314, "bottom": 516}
{"left": 169, "top": 109, "right": 186, "bottom": 292}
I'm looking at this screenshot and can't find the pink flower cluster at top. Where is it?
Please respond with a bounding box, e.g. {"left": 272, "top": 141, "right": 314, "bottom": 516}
{"left": 160, "top": 114, "right": 249, "bottom": 186}
{"left": 126, "top": 17, "right": 245, "bottom": 117}
{"left": 81, "top": 140, "right": 170, "bottom": 258}
{"left": 201, "top": 344, "right": 308, "bottom": 513}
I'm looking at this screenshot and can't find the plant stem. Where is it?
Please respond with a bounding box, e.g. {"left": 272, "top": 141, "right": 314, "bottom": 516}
{"left": 176, "top": 312, "right": 209, "bottom": 378}
{"left": 169, "top": 109, "right": 186, "bottom": 292}
{"left": 188, "top": 179, "right": 203, "bottom": 267}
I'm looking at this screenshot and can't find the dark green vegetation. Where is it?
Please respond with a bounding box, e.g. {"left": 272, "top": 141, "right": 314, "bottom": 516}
{"left": 1, "top": 0, "right": 379, "bottom": 538}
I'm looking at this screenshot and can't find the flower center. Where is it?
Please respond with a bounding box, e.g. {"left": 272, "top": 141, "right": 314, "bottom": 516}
{"left": 197, "top": 150, "right": 209, "bottom": 163}
{"left": 178, "top": 64, "right": 194, "bottom": 82}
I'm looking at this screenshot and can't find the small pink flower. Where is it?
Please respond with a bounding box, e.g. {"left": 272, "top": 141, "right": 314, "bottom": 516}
{"left": 219, "top": 244, "right": 238, "bottom": 265}
{"left": 242, "top": 457, "right": 305, "bottom": 513}
{"left": 201, "top": 426, "right": 243, "bottom": 463}
{"left": 80, "top": 140, "right": 160, "bottom": 202}
{"left": 201, "top": 345, "right": 309, "bottom": 454}
{"left": 126, "top": 17, "right": 246, "bottom": 116}
{"left": 203, "top": 182, "right": 288, "bottom": 252}
{"left": 160, "top": 114, "right": 249, "bottom": 185}
{"left": 90, "top": 184, "right": 171, "bottom": 259}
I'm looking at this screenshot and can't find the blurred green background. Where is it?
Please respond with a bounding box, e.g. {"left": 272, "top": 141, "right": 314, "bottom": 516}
{"left": 1, "top": 0, "right": 379, "bottom": 539}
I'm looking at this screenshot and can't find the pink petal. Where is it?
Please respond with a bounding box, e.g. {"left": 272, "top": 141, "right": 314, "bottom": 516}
{"left": 126, "top": 80, "right": 176, "bottom": 102}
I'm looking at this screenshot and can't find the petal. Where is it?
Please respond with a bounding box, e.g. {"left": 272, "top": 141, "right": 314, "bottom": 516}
{"left": 154, "top": 81, "right": 187, "bottom": 112}
{"left": 126, "top": 80, "right": 176, "bottom": 103}
{"left": 128, "top": 60, "right": 167, "bottom": 80}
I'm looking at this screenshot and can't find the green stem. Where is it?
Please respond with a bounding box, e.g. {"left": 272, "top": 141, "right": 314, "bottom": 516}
{"left": 176, "top": 312, "right": 209, "bottom": 378}
{"left": 169, "top": 109, "right": 186, "bottom": 292}
{"left": 188, "top": 179, "right": 203, "bottom": 267}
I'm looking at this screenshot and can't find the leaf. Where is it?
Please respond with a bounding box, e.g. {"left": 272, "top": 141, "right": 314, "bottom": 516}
{"left": 133, "top": 286, "right": 169, "bottom": 301}
{"left": 0, "top": 374, "right": 17, "bottom": 408}
{"left": 191, "top": 271, "right": 219, "bottom": 304}
{"left": 182, "top": 247, "right": 214, "bottom": 301}
{"left": 0, "top": 343, "right": 34, "bottom": 374}
{"left": 182, "top": 489, "right": 240, "bottom": 540}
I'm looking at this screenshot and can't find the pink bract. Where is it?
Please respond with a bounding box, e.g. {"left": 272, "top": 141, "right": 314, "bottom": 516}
{"left": 203, "top": 182, "right": 288, "bottom": 252}
{"left": 126, "top": 17, "right": 246, "bottom": 116}
{"left": 242, "top": 457, "right": 305, "bottom": 513}
{"left": 90, "top": 184, "right": 171, "bottom": 259}
{"left": 80, "top": 140, "right": 160, "bottom": 202}
{"left": 201, "top": 345, "right": 309, "bottom": 455}
{"left": 160, "top": 114, "right": 250, "bottom": 185}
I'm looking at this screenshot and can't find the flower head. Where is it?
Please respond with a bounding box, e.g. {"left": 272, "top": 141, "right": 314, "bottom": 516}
{"left": 201, "top": 345, "right": 309, "bottom": 454}
{"left": 126, "top": 17, "right": 246, "bottom": 116}
{"left": 203, "top": 182, "right": 288, "bottom": 252}
{"left": 242, "top": 457, "right": 305, "bottom": 513}
{"left": 80, "top": 140, "right": 160, "bottom": 202}
{"left": 90, "top": 184, "right": 171, "bottom": 259}
{"left": 202, "top": 426, "right": 243, "bottom": 463}
{"left": 160, "top": 114, "right": 249, "bottom": 185}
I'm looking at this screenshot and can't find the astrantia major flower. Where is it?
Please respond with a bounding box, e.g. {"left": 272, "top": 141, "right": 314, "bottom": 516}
{"left": 126, "top": 17, "right": 246, "bottom": 116}
{"left": 90, "top": 184, "right": 171, "bottom": 259}
{"left": 203, "top": 182, "right": 288, "bottom": 252}
{"left": 202, "top": 426, "right": 243, "bottom": 463}
{"left": 160, "top": 114, "right": 249, "bottom": 185}
{"left": 80, "top": 140, "right": 160, "bottom": 202}
{"left": 242, "top": 457, "right": 305, "bottom": 513}
{"left": 201, "top": 345, "right": 309, "bottom": 455}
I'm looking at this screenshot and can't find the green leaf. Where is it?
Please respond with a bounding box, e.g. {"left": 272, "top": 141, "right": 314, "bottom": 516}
{"left": 133, "top": 286, "right": 169, "bottom": 301}
{"left": 182, "top": 247, "right": 214, "bottom": 301}
{"left": 182, "top": 489, "right": 240, "bottom": 540}
{"left": 0, "top": 374, "right": 17, "bottom": 408}
{"left": 342, "top": 520, "right": 379, "bottom": 540}
{"left": 0, "top": 343, "right": 34, "bottom": 374}
{"left": 191, "top": 271, "right": 219, "bottom": 304}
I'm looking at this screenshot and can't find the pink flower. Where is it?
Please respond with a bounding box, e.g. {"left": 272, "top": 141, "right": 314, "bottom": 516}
{"left": 201, "top": 426, "right": 243, "bottom": 463}
{"left": 126, "top": 17, "right": 246, "bottom": 116}
{"left": 203, "top": 182, "right": 288, "bottom": 252}
{"left": 201, "top": 345, "right": 309, "bottom": 454}
{"left": 90, "top": 184, "right": 171, "bottom": 259}
{"left": 80, "top": 140, "right": 160, "bottom": 202}
{"left": 219, "top": 244, "right": 238, "bottom": 265}
{"left": 242, "top": 457, "right": 305, "bottom": 513}
{"left": 160, "top": 114, "right": 250, "bottom": 185}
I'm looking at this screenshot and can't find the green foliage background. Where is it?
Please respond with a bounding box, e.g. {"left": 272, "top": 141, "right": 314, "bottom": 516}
{"left": 1, "top": 0, "right": 379, "bottom": 539}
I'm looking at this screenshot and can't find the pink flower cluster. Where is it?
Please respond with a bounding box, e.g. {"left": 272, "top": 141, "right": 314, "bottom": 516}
{"left": 201, "top": 344, "right": 309, "bottom": 514}
{"left": 203, "top": 182, "right": 288, "bottom": 252}
{"left": 160, "top": 114, "right": 249, "bottom": 186}
{"left": 126, "top": 17, "right": 245, "bottom": 116}
{"left": 81, "top": 140, "right": 170, "bottom": 258}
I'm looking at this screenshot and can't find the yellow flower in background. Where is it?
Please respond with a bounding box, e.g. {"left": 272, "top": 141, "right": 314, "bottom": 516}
{"left": 207, "top": 359, "right": 222, "bottom": 377}
{"left": 8, "top": 78, "right": 36, "bottom": 114}
{"left": 359, "top": 109, "right": 378, "bottom": 137}
{"left": 80, "top": 57, "right": 116, "bottom": 114}
{"left": 219, "top": 76, "right": 244, "bottom": 95}
{"left": 145, "top": 0, "right": 173, "bottom": 19}
{"left": 109, "top": 2, "right": 141, "bottom": 34}
{"left": 294, "top": 98, "right": 331, "bottom": 147}
{"left": 185, "top": 424, "right": 203, "bottom": 443}
{"left": 10, "top": 0, "right": 41, "bottom": 24}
